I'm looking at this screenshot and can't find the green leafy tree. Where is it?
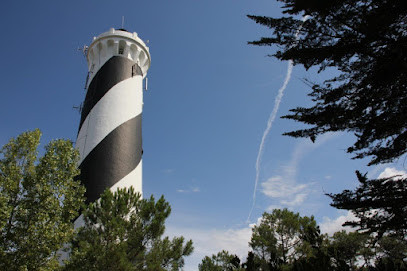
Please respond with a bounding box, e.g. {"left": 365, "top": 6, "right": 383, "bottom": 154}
{"left": 63, "top": 187, "right": 193, "bottom": 271}
{"left": 199, "top": 250, "right": 244, "bottom": 271}
{"left": 291, "top": 233, "right": 332, "bottom": 271}
{"left": 250, "top": 213, "right": 279, "bottom": 270}
{"left": 241, "top": 251, "right": 260, "bottom": 271}
{"left": 249, "top": 209, "right": 322, "bottom": 270}
{"left": 328, "top": 231, "right": 365, "bottom": 270}
{"left": 357, "top": 234, "right": 376, "bottom": 270}
{"left": 0, "top": 129, "right": 85, "bottom": 271}
{"left": 374, "top": 235, "right": 407, "bottom": 271}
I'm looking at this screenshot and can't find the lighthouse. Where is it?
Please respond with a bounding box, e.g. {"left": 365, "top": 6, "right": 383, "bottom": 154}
{"left": 76, "top": 28, "right": 151, "bottom": 204}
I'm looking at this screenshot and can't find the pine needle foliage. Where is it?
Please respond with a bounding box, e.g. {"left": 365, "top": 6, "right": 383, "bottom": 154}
{"left": 248, "top": 0, "right": 407, "bottom": 165}
{"left": 63, "top": 187, "right": 193, "bottom": 271}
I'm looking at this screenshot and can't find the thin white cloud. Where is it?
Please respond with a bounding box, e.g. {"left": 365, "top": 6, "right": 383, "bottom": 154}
{"left": 166, "top": 225, "right": 253, "bottom": 271}
{"left": 281, "top": 193, "right": 307, "bottom": 206}
{"left": 367, "top": 164, "right": 388, "bottom": 179}
{"left": 163, "top": 168, "right": 175, "bottom": 174}
{"left": 377, "top": 167, "right": 407, "bottom": 179}
{"left": 262, "top": 176, "right": 308, "bottom": 198}
{"left": 260, "top": 133, "right": 335, "bottom": 209}
{"left": 176, "top": 187, "right": 200, "bottom": 193}
{"left": 266, "top": 205, "right": 283, "bottom": 212}
{"left": 320, "top": 211, "right": 357, "bottom": 236}
{"left": 262, "top": 177, "right": 310, "bottom": 207}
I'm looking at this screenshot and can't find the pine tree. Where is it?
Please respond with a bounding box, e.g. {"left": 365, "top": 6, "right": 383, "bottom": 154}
{"left": 63, "top": 187, "right": 193, "bottom": 271}
{"left": 248, "top": 0, "right": 407, "bottom": 239}
{"left": 248, "top": 0, "right": 407, "bottom": 165}
{"left": 328, "top": 171, "right": 407, "bottom": 239}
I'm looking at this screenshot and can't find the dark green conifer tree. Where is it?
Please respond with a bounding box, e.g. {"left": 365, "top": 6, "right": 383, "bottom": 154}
{"left": 63, "top": 188, "right": 193, "bottom": 271}
{"left": 248, "top": 0, "right": 407, "bottom": 238}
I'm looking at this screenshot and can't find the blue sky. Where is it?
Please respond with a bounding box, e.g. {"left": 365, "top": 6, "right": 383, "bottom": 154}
{"left": 1, "top": 1, "right": 406, "bottom": 270}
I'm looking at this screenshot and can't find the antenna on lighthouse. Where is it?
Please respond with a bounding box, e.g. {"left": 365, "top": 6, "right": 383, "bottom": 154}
{"left": 73, "top": 103, "right": 83, "bottom": 114}
{"left": 144, "top": 77, "right": 148, "bottom": 91}
{"left": 121, "top": 16, "right": 125, "bottom": 29}
{"left": 78, "top": 45, "right": 88, "bottom": 57}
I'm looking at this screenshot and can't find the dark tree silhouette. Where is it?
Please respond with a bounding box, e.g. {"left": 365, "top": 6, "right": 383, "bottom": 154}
{"left": 328, "top": 171, "right": 407, "bottom": 239}
{"left": 248, "top": 0, "right": 407, "bottom": 166}
{"left": 248, "top": 0, "right": 407, "bottom": 239}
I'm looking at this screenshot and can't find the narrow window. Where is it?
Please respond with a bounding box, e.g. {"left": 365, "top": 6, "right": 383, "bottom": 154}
{"left": 118, "top": 40, "right": 125, "bottom": 55}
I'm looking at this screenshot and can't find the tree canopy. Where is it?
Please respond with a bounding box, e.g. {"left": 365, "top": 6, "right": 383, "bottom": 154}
{"left": 249, "top": 209, "right": 322, "bottom": 269}
{"left": 248, "top": 0, "right": 407, "bottom": 240}
{"left": 248, "top": 0, "right": 407, "bottom": 166}
{"left": 200, "top": 209, "right": 407, "bottom": 270}
{"left": 328, "top": 171, "right": 407, "bottom": 239}
{"left": 0, "top": 130, "right": 193, "bottom": 270}
{"left": 63, "top": 187, "right": 193, "bottom": 271}
{"left": 0, "top": 129, "right": 85, "bottom": 271}
{"left": 199, "top": 250, "right": 243, "bottom": 271}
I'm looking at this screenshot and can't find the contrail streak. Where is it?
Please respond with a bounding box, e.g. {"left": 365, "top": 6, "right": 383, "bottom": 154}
{"left": 248, "top": 17, "right": 309, "bottom": 222}
{"left": 247, "top": 60, "right": 293, "bottom": 221}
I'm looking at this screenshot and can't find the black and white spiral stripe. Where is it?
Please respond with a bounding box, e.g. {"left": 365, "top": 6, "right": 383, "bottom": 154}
{"left": 76, "top": 56, "right": 143, "bottom": 204}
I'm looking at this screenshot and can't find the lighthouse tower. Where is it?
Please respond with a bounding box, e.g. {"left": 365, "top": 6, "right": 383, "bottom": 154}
{"left": 76, "top": 28, "right": 151, "bottom": 204}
